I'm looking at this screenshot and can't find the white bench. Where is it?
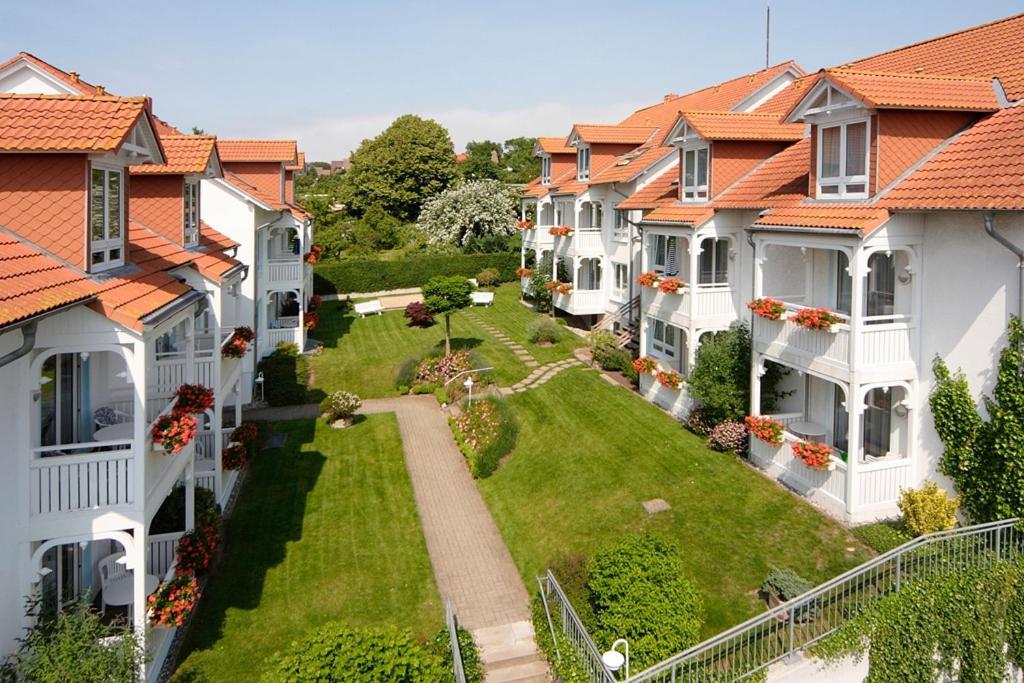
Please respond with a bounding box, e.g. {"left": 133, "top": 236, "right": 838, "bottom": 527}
{"left": 354, "top": 299, "right": 384, "bottom": 317}
{"left": 471, "top": 291, "right": 494, "bottom": 307}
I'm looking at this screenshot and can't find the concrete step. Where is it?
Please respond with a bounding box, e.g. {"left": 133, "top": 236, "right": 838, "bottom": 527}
{"left": 473, "top": 621, "right": 536, "bottom": 649}
{"left": 485, "top": 658, "right": 549, "bottom": 682}
{"left": 479, "top": 641, "right": 542, "bottom": 668}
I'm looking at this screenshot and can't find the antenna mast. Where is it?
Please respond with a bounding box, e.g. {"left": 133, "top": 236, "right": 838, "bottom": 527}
{"left": 765, "top": 1, "right": 771, "bottom": 69}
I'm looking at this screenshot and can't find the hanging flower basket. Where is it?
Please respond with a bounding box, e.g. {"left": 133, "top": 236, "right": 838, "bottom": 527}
{"left": 632, "top": 356, "right": 657, "bottom": 375}
{"left": 304, "top": 311, "right": 319, "bottom": 330}
{"left": 790, "top": 307, "right": 842, "bottom": 331}
{"left": 792, "top": 440, "right": 833, "bottom": 470}
{"left": 221, "top": 335, "right": 249, "bottom": 359}
{"left": 174, "top": 384, "right": 214, "bottom": 415}
{"left": 151, "top": 413, "right": 197, "bottom": 455}
{"left": 233, "top": 326, "right": 255, "bottom": 343}
{"left": 744, "top": 415, "right": 784, "bottom": 446}
{"left": 303, "top": 251, "right": 320, "bottom": 265}
{"left": 658, "top": 277, "right": 685, "bottom": 294}
{"left": 148, "top": 574, "right": 200, "bottom": 628}
{"left": 655, "top": 369, "right": 683, "bottom": 389}
{"left": 517, "top": 219, "right": 535, "bottom": 230}
{"left": 309, "top": 244, "right": 323, "bottom": 257}
{"left": 636, "top": 271, "right": 660, "bottom": 288}
{"left": 747, "top": 297, "right": 786, "bottom": 320}
{"left": 222, "top": 443, "right": 249, "bottom": 471}
{"left": 515, "top": 267, "right": 533, "bottom": 278}
{"left": 555, "top": 282, "right": 573, "bottom": 295}
{"left": 175, "top": 524, "right": 218, "bottom": 575}
{"left": 548, "top": 225, "right": 573, "bottom": 237}
{"left": 231, "top": 422, "right": 259, "bottom": 445}
{"left": 307, "top": 294, "right": 322, "bottom": 311}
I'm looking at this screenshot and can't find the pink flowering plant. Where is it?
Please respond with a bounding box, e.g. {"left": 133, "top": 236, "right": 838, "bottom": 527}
{"left": 414, "top": 350, "right": 472, "bottom": 387}
{"left": 151, "top": 413, "right": 197, "bottom": 455}
{"left": 148, "top": 574, "right": 200, "bottom": 628}
{"left": 174, "top": 384, "right": 214, "bottom": 415}
{"left": 449, "top": 398, "right": 517, "bottom": 478}
{"left": 222, "top": 443, "right": 249, "bottom": 471}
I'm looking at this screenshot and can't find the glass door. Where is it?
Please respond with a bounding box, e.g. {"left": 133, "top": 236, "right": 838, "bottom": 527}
{"left": 40, "top": 353, "right": 87, "bottom": 449}
{"left": 40, "top": 543, "right": 85, "bottom": 617}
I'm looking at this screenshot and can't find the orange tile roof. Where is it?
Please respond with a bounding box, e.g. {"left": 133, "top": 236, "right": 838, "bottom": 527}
{"left": 130, "top": 135, "right": 216, "bottom": 175}
{"left": 201, "top": 222, "right": 240, "bottom": 251}
{"left": 752, "top": 205, "right": 891, "bottom": 234}
{"left": 754, "top": 75, "right": 817, "bottom": 115}
{"left": 881, "top": 105, "right": 1024, "bottom": 210}
{"left": 813, "top": 69, "right": 1001, "bottom": 113}
{"left": 589, "top": 145, "right": 674, "bottom": 185}
{"left": 129, "top": 220, "right": 241, "bottom": 284}
{"left": 217, "top": 139, "right": 297, "bottom": 163}
{"left": 549, "top": 178, "right": 589, "bottom": 196}
{"left": 223, "top": 171, "right": 289, "bottom": 210}
{"left": 0, "top": 52, "right": 104, "bottom": 96}
{"left": 536, "top": 137, "right": 574, "bottom": 155}
{"left": 0, "top": 94, "right": 146, "bottom": 152}
{"left": 151, "top": 115, "right": 183, "bottom": 137}
{"left": 617, "top": 172, "right": 678, "bottom": 210}
{"left": 571, "top": 124, "right": 656, "bottom": 145}
{"left": 521, "top": 177, "right": 546, "bottom": 198}
{"left": 713, "top": 137, "right": 810, "bottom": 208}
{"left": 642, "top": 205, "right": 715, "bottom": 227}
{"left": 285, "top": 151, "right": 305, "bottom": 172}
{"left": 845, "top": 13, "right": 1024, "bottom": 101}
{"left": 0, "top": 229, "right": 95, "bottom": 328}
{"left": 678, "top": 111, "right": 806, "bottom": 141}
{"left": 89, "top": 269, "right": 194, "bottom": 332}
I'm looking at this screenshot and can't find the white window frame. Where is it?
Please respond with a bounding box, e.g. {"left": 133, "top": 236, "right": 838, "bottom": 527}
{"left": 577, "top": 145, "right": 591, "bottom": 181}
{"left": 651, "top": 234, "right": 678, "bottom": 275}
{"left": 89, "top": 164, "right": 125, "bottom": 272}
{"left": 589, "top": 201, "right": 603, "bottom": 230}
{"left": 697, "top": 237, "right": 730, "bottom": 285}
{"left": 613, "top": 209, "right": 629, "bottom": 242}
{"left": 649, "top": 319, "right": 678, "bottom": 360}
{"left": 682, "top": 145, "right": 709, "bottom": 201}
{"left": 816, "top": 117, "right": 870, "bottom": 199}
{"left": 541, "top": 156, "right": 552, "bottom": 185}
{"left": 184, "top": 179, "right": 200, "bottom": 247}
{"left": 613, "top": 263, "right": 628, "bottom": 296}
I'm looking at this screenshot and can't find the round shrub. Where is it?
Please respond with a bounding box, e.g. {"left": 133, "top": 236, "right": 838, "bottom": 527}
{"left": 476, "top": 267, "right": 500, "bottom": 288}
{"left": 527, "top": 318, "right": 560, "bottom": 345}
{"left": 263, "top": 624, "right": 446, "bottom": 682}
{"left": 685, "top": 407, "right": 715, "bottom": 436}
{"left": 587, "top": 533, "right": 704, "bottom": 671}
{"left": 323, "top": 391, "right": 362, "bottom": 422}
{"left": 898, "top": 482, "right": 959, "bottom": 536}
{"left": 403, "top": 301, "right": 434, "bottom": 327}
{"left": 706, "top": 419, "right": 748, "bottom": 454}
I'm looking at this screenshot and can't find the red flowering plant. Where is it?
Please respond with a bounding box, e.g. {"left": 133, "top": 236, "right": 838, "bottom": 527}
{"left": 548, "top": 225, "right": 573, "bottom": 237}
{"left": 233, "top": 326, "right": 255, "bottom": 343}
{"left": 303, "top": 251, "right": 319, "bottom": 265}
{"left": 307, "top": 294, "right": 322, "bottom": 311}
{"left": 222, "top": 443, "right": 249, "bottom": 471}
{"left": 231, "top": 422, "right": 259, "bottom": 445}
{"left": 636, "top": 271, "right": 660, "bottom": 288}
{"left": 744, "top": 415, "right": 784, "bottom": 446}
{"left": 657, "top": 277, "right": 685, "bottom": 294}
{"left": 304, "top": 311, "right": 319, "bottom": 330}
{"left": 656, "top": 369, "right": 683, "bottom": 390}
{"left": 555, "top": 282, "right": 573, "bottom": 295}
{"left": 747, "top": 297, "right": 786, "bottom": 320}
{"left": 148, "top": 574, "right": 200, "bottom": 628}
{"left": 515, "top": 267, "right": 533, "bottom": 278}
{"left": 632, "top": 356, "right": 657, "bottom": 375}
{"left": 175, "top": 524, "right": 218, "bottom": 575}
{"left": 309, "top": 244, "right": 324, "bottom": 257}
{"left": 544, "top": 280, "right": 559, "bottom": 292}
{"left": 792, "top": 440, "right": 833, "bottom": 470}
{"left": 174, "top": 384, "right": 214, "bottom": 415}
{"left": 221, "top": 334, "right": 249, "bottom": 359}
{"left": 151, "top": 413, "right": 198, "bottom": 455}
{"left": 516, "top": 219, "right": 535, "bottom": 230}
{"left": 790, "top": 307, "right": 843, "bottom": 332}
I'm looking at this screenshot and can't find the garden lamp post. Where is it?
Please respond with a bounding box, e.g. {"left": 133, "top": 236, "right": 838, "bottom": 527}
{"left": 602, "top": 638, "right": 629, "bottom": 681}
{"left": 464, "top": 376, "right": 474, "bottom": 406}
{"left": 254, "top": 372, "right": 265, "bottom": 402}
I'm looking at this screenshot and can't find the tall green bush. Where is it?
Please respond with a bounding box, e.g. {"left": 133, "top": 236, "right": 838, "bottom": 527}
{"left": 314, "top": 253, "right": 518, "bottom": 294}
{"left": 587, "top": 533, "right": 704, "bottom": 671}
{"left": 257, "top": 344, "right": 311, "bottom": 406}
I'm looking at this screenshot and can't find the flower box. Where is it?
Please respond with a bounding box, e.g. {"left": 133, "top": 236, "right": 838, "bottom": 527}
{"left": 148, "top": 574, "right": 200, "bottom": 628}
{"left": 655, "top": 369, "right": 682, "bottom": 389}
{"left": 548, "top": 225, "right": 573, "bottom": 237}
{"left": 174, "top": 384, "right": 214, "bottom": 415}
{"left": 151, "top": 413, "right": 197, "bottom": 455}
{"left": 744, "top": 415, "right": 784, "bottom": 446}
{"left": 515, "top": 267, "right": 533, "bottom": 278}
{"left": 304, "top": 311, "right": 319, "bottom": 330}
{"left": 517, "top": 220, "right": 535, "bottom": 230}
{"left": 555, "top": 282, "right": 573, "bottom": 295}
{"left": 222, "top": 443, "right": 249, "bottom": 471}
{"left": 657, "top": 277, "right": 685, "bottom": 294}
{"left": 790, "top": 307, "right": 842, "bottom": 332}
{"left": 175, "top": 524, "right": 218, "bottom": 575}
{"left": 636, "top": 271, "right": 660, "bottom": 288}
{"left": 792, "top": 440, "right": 833, "bottom": 470}
{"left": 747, "top": 297, "right": 786, "bottom": 320}
{"left": 632, "top": 356, "right": 657, "bottom": 375}
{"left": 303, "top": 251, "right": 319, "bottom": 265}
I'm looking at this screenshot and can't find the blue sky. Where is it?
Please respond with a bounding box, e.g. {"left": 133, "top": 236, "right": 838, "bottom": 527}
{"left": 3, "top": 1, "right": 1020, "bottom": 160}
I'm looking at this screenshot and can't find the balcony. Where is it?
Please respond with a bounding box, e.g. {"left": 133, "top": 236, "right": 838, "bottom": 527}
{"left": 553, "top": 289, "right": 604, "bottom": 315}
{"left": 641, "top": 282, "right": 737, "bottom": 329}
{"left": 553, "top": 229, "right": 602, "bottom": 256}
{"left": 523, "top": 226, "right": 554, "bottom": 250}
{"left": 264, "top": 257, "right": 303, "bottom": 287}
{"left": 264, "top": 318, "right": 304, "bottom": 350}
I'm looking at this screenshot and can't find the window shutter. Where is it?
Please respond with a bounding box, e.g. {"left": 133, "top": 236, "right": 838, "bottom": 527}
{"left": 666, "top": 236, "right": 679, "bottom": 276}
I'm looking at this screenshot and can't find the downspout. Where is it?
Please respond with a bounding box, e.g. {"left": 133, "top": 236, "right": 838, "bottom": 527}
{"left": 0, "top": 320, "right": 37, "bottom": 369}
{"left": 984, "top": 211, "right": 1024, "bottom": 319}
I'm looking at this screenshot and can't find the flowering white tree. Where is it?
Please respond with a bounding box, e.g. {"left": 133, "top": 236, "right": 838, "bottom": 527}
{"left": 416, "top": 179, "right": 518, "bottom": 248}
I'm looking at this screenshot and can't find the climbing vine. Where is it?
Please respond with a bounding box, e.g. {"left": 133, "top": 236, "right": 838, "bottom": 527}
{"left": 930, "top": 317, "right": 1024, "bottom": 522}
{"left": 813, "top": 559, "right": 1024, "bottom": 682}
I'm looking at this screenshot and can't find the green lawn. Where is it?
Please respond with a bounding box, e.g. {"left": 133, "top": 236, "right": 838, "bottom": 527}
{"left": 477, "top": 368, "right": 874, "bottom": 636}
{"left": 172, "top": 416, "right": 441, "bottom": 681}
{"left": 308, "top": 286, "right": 582, "bottom": 398}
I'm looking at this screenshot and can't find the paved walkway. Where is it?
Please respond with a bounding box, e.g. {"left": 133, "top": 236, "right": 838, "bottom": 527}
{"left": 498, "top": 358, "right": 582, "bottom": 396}
{"left": 465, "top": 311, "right": 540, "bottom": 369}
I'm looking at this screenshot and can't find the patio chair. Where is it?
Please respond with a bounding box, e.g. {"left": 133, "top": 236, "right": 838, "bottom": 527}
{"left": 94, "top": 406, "right": 132, "bottom": 429}
{"left": 98, "top": 552, "right": 129, "bottom": 611}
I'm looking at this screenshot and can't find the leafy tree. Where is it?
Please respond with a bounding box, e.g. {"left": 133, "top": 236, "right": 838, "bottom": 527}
{"left": 191, "top": 126, "right": 206, "bottom": 135}
{"left": 459, "top": 140, "right": 503, "bottom": 181}
{"left": 502, "top": 137, "right": 541, "bottom": 184}
{"left": 931, "top": 317, "right": 1024, "bottom": 521}
{"left": 422, "top": 276, "right": 472, "bottom": 355}
{"left": 1, "top": 599, "right": 144, "bottom": 682}
{"left": 341, "top": 115, "right": 457, "bottom": 221}
{"left": 416, "top": 179, "right": 517, "bottom": 250}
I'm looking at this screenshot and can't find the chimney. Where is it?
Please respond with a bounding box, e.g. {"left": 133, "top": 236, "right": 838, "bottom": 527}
{"left": 144, "top": 96, "right": 153, "bottom": 113}
{"left": 96, "top": 85, "right": 106, "bottom": 95}
{"left": 69, "top": 71, "right": 79, "bottom": 84}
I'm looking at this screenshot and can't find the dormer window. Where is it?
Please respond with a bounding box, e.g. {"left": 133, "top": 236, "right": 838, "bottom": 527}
{"left": 682, "top": 146, "right": 709, "bottom": 201}
{"left": 541, "top": 156, "right": 552, "bottom": 185}
{"left": 89, "top": 166, "right": 124, "bottom": 272}
{"left": 577, "top": 146, "right": 590, "bottom": 181}
{"left": 184, "top": 180, "right": 200, "bottom": 247}
{"left": 817, "top": 119, "right": 869, "bottom": 199}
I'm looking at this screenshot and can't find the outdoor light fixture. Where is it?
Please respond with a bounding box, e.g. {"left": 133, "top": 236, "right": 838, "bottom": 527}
{"left": 602, "top": 639, "right": 629, "bottom": 680}
{"left": 464, "top": 377, "right": 474, "bottom": 406}
{"left": 894, "top": 400, "right": 910, "bottom": 418}
{"left": 898, "top": 266, "right": 913, "bottom": 284}
{"left": 254, "top": 372, "right": 265, "bottom": 402}
{"left": 79, "top": 351, "right": 90, "bottom": 361}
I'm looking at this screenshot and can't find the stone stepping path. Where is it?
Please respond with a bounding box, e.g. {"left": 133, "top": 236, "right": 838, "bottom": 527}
{"left": 500, "top": 358, "right": 582, "bottom": 395}
{"left": 465, "top": 312, "right": 540, "bottom": 369}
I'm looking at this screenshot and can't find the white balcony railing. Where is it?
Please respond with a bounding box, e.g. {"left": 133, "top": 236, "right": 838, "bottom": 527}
{"left": 147, "top": 531, "right": 183, "bottom": 577}
{"left": 523, "top": 227, "right": 554, "bottom": 249}
{"left": 265, "top": 324, "right": 303, "bottom": 350}
{"left": 553, "top": 289, "right": 604, "bottom": 315}
{"left": 554, "top": 229, "right": 602, "bottom": 255}
{"left": 29, "top": 441, "right": 135, "bottom": 516}
{"left": 266, "top": 258, "right": 302, "bottom": 284}
{"left": 693, "top": 284, "right": 735, "bottom": 318}
{"left": 749, "top": 430, "right": 848, "bottom": 509}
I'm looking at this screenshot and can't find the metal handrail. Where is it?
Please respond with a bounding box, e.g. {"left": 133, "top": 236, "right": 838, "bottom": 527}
{"left": 445, "top": 600, "right": 467, "bottom": 683}
{"left": 541, "top": 571, "right": 618, "bottom": 683}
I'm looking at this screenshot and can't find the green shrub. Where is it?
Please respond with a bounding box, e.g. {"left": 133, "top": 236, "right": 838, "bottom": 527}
{"left": 434, "top": 387, "right": 448, "bottom": 405}
{"left": 531, "top": 596, "right": 590, "bottom": 683}
{"left": 412, "top": 383, "right": 437, "bottom": 395}
{"left": 587, "top": 533, "right": 704, "bottom": 671}
{"left": 762, "top": 567, "right": 813, "bottom": 601}
{"left": 852, "top": 521, "right": 913, "bottom": 553}
{"left": 549, "top": 554, "right": 595, "bottom": 630}
{"left": 476, "top": 267, "right": 500, "bottom": 287}
{"left": 151, "top": 484, "right": 220, "bottom": 534}
{"left": 258, "top": 345, "right": 310, "bottom": 406}
{"left": 263, "top": 623, "right": 445, "bottom": 682}
{"left": 323, "top": 391, "right": 362, "bottom": 422}
{"left": 450, "top": 398, "right": 518, "bottom": 478}
{"left": 527, "top": 271, "right": 552, "bottom": 313}
{"left": 429, "top": 626, "right": 483, "bottom": 683}
{"left": 899, "top": 482, "right": 959, "bottom": 536}
{"left": 395, "top": 357, "right": 418, "bottom": 391}
{"left": 589, "top": 331, "right": 617, "bottom": 366}
{"left": 526, "top": 318, "right": 560, "bottom": 344}
{"left": 314, "top": 253, "right": 518, "bottom": 294}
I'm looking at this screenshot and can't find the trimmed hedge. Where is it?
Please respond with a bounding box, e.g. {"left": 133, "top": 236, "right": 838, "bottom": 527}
{"left": 314, "top": 253, "right": 519, "bottom": 294}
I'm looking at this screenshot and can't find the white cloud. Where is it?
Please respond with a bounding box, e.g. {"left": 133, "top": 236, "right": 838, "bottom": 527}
{"left": 270, "top": 100, "right": 647, "bottom": 161}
